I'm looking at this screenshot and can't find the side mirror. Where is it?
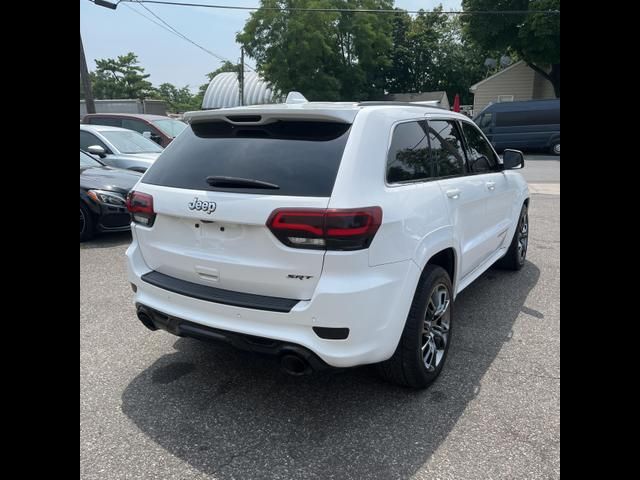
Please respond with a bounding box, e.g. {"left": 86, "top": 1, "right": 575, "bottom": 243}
{"left": 502, "top": 149, "right": 524, "bottom": 169}
{"left": 143, "top": 131, "right": 162, "bottom": 145}
{"left": 87, "top": 145, "right": 106, "bottom": 157}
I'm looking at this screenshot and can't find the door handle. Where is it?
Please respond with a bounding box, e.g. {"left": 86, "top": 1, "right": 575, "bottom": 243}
{"left": 486, "top": 181, "right": 496, "bottom": 191}
{"left": 446, "top": 188, "right": 461, "bottom": 199}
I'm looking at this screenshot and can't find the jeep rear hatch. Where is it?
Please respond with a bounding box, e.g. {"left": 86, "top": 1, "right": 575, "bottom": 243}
{"left": 133, "top": 118, "right": 352, "bottom": 301}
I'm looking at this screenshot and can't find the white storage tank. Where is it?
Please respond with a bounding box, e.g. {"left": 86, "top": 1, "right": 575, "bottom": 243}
{"left": 201, "top": 71, "right": 279, "bottom": 109}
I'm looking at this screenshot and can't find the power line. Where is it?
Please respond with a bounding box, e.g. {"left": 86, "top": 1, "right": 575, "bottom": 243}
{"left": 89, "top": 0, "right": 255, "bottom": 71}
{"left": 120, "top": 1, "right": 560, "bottom": 15}
{"left": 131, "top": 0, "right": 256, "bottom": 70}
{"left": 123, "top": 2, "right": 183, "bottom": 37}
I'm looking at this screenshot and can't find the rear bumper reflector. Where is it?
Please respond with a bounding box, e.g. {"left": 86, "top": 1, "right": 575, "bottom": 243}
{"left": 140, "top": 270, "right": 299, "bottom": 313}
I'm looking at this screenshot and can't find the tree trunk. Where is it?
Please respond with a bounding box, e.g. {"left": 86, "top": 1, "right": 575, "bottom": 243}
{"left": 527, "top": 62, "right": 560, "bottom": 98}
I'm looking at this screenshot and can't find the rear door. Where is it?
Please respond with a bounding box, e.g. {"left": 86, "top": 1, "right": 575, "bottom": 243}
{"left": 427, "top": 118, "right": 491, "bottom": 279}
{"left": 134, "top": 119, "right": 352, "bottom": 300}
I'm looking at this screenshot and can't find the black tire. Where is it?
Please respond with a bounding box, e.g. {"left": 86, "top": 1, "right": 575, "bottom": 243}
{"left": 494, "top": 203, "right": 528, "bottom": 270}
{"left": 550, "top": 140, "right": 560, "bottom": 155}
{"left": 80, "top": 201, "right": 95, "bottom": 242}
{"left": 377, "top": 265, "right": 453, "bottom": 389}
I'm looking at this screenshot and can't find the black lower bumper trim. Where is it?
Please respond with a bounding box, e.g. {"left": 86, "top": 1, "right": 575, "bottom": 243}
{"left": 312, "top": 326, "right": 350, "bottom": 340}
{"left": 136, "top": 303, "right": 330, "bottom": 371}
{"left": 141, "top": 270, "right": 299, "bottom": 313}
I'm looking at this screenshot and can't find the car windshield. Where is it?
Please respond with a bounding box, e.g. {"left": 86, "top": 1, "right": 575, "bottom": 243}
{"left": 152, "top": 119, "right": 188, "bottom": 137}
{"left": 101, "top": 130, "right": 164, "bottom": 154}
{"left": 80, "top": 150, "right": 103, "bottom": 167}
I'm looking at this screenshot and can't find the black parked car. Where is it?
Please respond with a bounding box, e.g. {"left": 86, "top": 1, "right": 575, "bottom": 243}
{"left": 80, "top": 150, "right": 142, "bottom": 241}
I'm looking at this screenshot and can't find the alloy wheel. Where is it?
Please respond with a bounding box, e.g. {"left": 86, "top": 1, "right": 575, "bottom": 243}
{"left": 517, "top": 210, "right": 528, "bottom": 263}
{"left": 422, "top": 284, "right": 451, "bottom": 372}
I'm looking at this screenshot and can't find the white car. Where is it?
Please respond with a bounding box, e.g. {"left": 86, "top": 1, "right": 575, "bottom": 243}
{"left": 80, "top": 124, "right": 163, "bottom": 172}
{"left": 126, "top": 101, "right": 529, "bottom": 388}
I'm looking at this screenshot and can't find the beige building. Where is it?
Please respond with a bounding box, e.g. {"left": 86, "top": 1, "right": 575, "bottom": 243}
{"left": 469, "top": 60, "right": 555, "bottom": 114}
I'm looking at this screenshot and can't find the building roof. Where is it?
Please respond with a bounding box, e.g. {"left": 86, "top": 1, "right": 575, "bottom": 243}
{"left": 469, "top": 60, "right": 526, "bottom": 92}
{"left": 202, "top": 71, "right": 278, "bottom": 109}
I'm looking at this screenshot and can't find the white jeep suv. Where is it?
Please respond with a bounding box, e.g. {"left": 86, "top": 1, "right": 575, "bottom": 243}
{"left": 126, "top": 102, "right": 529, "bottom": 388}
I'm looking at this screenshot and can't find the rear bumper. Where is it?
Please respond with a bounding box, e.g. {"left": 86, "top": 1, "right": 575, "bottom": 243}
{"left": 126, "top": 231, "right": 420, "bottom": 368}
{"left": 136, "top": 303, "right": 330, "bottom": 371}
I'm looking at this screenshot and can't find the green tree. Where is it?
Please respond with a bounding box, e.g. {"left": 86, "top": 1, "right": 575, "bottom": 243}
{"left": 461, "top": 0, "right": 560, "bottom": 96}
{"left": 91, "top": 52, "right": 154, "bottom": 99}
{"left": 152, "top": 83, "right": 201, "bottom": 113}
{"left": 237, "top": 0, "right": 394, "bottom": 101}
{"left": 385, "top": 8, "right": 494, "bottom": 105}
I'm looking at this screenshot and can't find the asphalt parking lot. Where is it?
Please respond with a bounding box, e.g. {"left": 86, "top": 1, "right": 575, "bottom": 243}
{"left": 80, "top": 155, "right": 559, "bottom": 479}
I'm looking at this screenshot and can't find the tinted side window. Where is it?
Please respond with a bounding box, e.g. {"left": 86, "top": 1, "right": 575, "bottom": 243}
{"left": 80, "top": 131, "right": 108, "bottom": 152}
{"left": 460, "top": 122, "right": 498, "bottom": 173}
{"left": 427, "top": 120, "right": 467, "bottom": 177}
{"left": 386, "top": 121, "right": 431, "bottom": 183}
{"left": 495, "top": 109, "right": 559, "bottom": 127}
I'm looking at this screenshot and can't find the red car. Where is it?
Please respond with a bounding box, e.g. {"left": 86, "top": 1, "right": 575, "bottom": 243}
{"left": 82, "top": 113, "right": 187, "bottom": 148}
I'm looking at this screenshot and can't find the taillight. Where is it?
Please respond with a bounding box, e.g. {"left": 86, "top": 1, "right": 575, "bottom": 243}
{"left": 267, "top": 207, "right": 382, "bottom": 250}
{"left": 125, "top": 191, "right": 156, "bottom": 227}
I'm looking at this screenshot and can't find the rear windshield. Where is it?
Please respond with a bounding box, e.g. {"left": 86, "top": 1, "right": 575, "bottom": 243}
{"left": 141, "top": 120, "right": 351, "bottom": 197}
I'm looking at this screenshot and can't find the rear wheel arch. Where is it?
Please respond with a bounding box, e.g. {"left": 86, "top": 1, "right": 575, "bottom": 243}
{"left": 425, "top": 247, "right": 456, "bottom": 289}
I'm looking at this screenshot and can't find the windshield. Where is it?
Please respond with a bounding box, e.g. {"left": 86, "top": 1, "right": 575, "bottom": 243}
{"left": 152, "top": 119, "right": 188, "bottom": 137}
{"left": 101, "top": 130, "right": 163, "bottom": 154}
{"left": 80, "top": 150, "right": 103, "bottom": 168}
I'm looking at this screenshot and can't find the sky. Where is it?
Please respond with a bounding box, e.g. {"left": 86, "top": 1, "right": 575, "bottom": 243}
{"left": 80, "top": 0, "right": 463, "bottom": 92}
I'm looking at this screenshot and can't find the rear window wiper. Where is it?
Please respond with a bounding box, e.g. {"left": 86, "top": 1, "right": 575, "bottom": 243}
{"left": 205, "top": 176, "right": 280, "bottom": 190}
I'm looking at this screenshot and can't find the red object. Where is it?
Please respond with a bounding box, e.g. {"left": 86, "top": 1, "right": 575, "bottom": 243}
{"left": 267, "top": 207, "right": 383, "bottom": 250}
{"left": 453, "top": 94, "right": 460, "bottom": 112}
{"left": 126, "top": 191, "right": 156, "bottom": 226}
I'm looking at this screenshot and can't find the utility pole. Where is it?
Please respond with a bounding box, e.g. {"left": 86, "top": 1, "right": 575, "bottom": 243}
{"left": 238, "top": 47, "right": 245, "bottom": 106}
{"left": 80, "top": 32, "right": 96, "bottom": 114}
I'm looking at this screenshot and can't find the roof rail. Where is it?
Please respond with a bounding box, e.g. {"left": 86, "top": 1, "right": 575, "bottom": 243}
{"left": 358, "top": 101, "right": 447, "bottom": 109}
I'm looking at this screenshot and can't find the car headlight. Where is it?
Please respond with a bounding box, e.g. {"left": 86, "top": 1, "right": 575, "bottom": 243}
{"left": 87, "top": 189, "right": 126, "bottom": 206}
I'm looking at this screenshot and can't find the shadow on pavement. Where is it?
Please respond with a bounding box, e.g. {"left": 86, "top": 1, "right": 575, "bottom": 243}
{"left": 122, "top": 261, "right": 540, "bottom": 479}
{"left": 80, "top": 231, "right": 132, "bottom": 249}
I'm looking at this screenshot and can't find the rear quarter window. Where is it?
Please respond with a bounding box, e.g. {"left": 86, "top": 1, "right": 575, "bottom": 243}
{"left": 141, "top": 121, "right": 351, "bottom": 197}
